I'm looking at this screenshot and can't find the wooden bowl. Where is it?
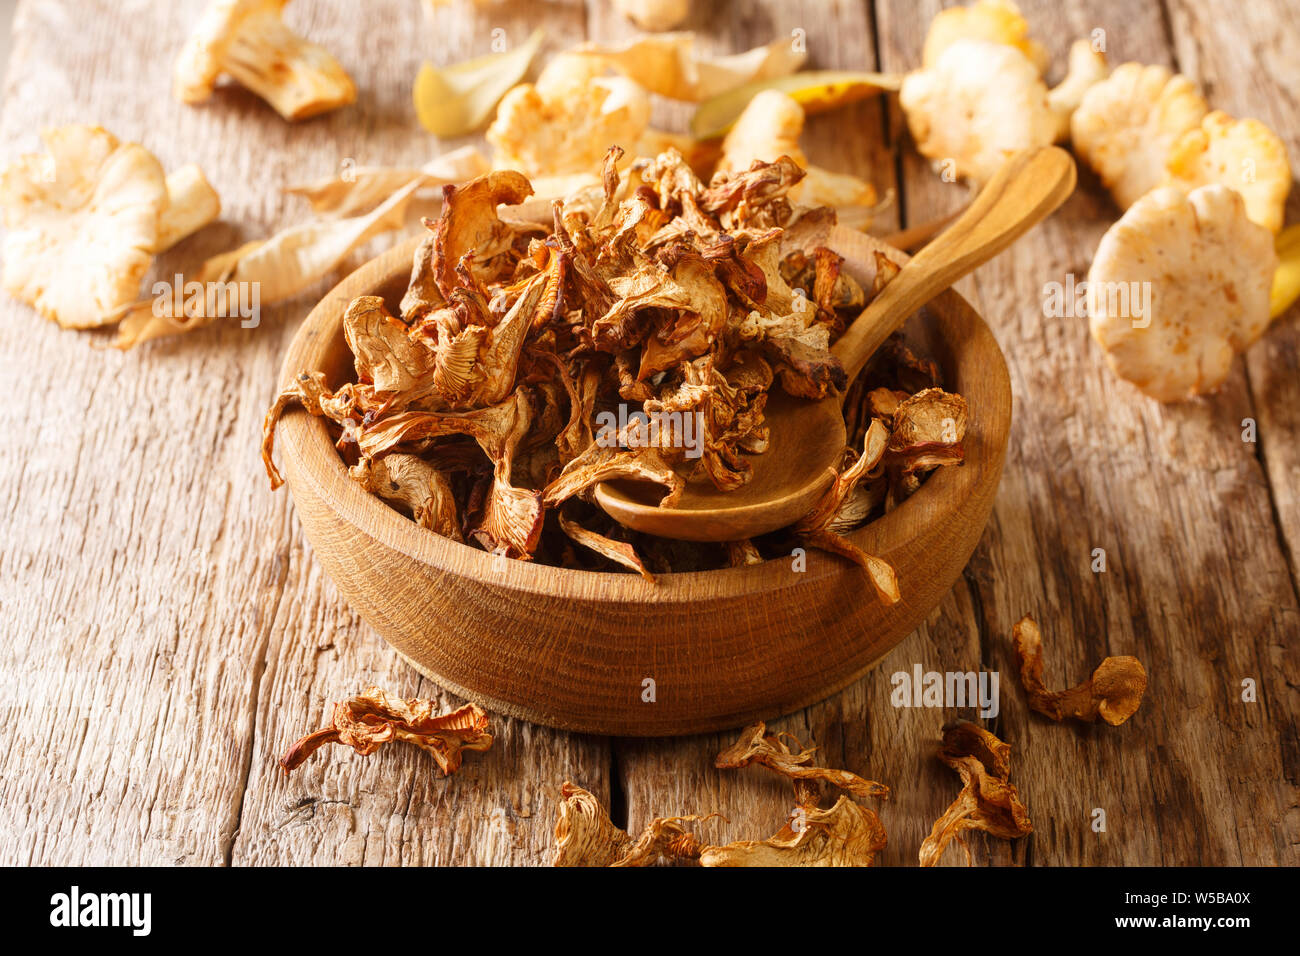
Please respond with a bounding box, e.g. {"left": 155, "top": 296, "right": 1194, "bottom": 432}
{"left": 276, "top": 226, "right": 1012, "bottom": 736}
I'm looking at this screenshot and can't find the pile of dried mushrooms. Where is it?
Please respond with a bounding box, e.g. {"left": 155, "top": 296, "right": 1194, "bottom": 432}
{"left": 263, "top": 148, "right": 968, "bottom": 588}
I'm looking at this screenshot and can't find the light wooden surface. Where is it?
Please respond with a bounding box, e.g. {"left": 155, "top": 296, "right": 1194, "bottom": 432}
{"left": 0, "top": 0, "right": 1296, "bottom": 866}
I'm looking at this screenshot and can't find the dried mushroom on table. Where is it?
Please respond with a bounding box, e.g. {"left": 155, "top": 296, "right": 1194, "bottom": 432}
{"left": 264, "top": 146, "right": 968, "bottom": 589}
{"left": 554, "top": 721, "right": 888, "bottom": 866}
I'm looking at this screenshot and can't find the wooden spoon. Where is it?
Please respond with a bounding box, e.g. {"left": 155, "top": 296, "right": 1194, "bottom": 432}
{"left": 594, "top": 146, "right": 1077, "bottom": 542}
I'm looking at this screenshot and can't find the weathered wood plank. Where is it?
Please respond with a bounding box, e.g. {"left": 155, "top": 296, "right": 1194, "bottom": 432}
{"left": 2, "top": 0, "right": 1296, "bottom": 867}
{"left": 0, "top": 0, "right": 607, "bottom": 867}
{"left": 875, "top": 0, "right": 1300, "bottom": 864}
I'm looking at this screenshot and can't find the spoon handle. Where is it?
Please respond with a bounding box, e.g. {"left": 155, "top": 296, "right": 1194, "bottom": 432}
{"left": 831, "top": 146, "right": 1077, "bottom": 384}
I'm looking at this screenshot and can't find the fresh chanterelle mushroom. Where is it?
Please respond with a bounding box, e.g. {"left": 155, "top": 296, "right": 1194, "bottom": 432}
{"left": 1070, "top": 63, "right": 1208, "bottom": 211}
{"left": 0, "top": 125, "right": 166, "bottom": 329}
{"left": 174, "top": 0, "right": 357, "bottom": 121}
{"left": 900, "top": 38, "right": 1057, "bottom": 185}
{"left": 1088, "top": 184, "right": 1277, "bottom": 402}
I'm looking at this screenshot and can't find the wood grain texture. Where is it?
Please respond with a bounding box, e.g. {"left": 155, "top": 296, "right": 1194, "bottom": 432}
{"left": 875, "top": 0, "right": 1300, "bottom": 864}
{"left": 1, "top": 0, "right": 1297, "bottom": 866}
{"left": 0, "top": 0, "right": 607, "bottom": 868}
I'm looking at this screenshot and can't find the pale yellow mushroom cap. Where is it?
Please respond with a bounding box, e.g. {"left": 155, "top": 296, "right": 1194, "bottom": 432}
{"left": 1088, "top": 184, "right": 1277, "bottom": 402}
{"left": 0, "top": 125, "right": 166, "bottom": 329}
{"left": 1165, "top": 110, "right": 1292, "bottom": 234}
{"left": 1071, "top": 63, "right": 1208, "bottom": 211}
{"left": 901, "top": 39, "right": 1056, "bottom": 185}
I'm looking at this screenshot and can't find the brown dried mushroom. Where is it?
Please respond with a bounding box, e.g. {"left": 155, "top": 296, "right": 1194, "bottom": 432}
{"left": 919, "top": 720, "right": 1031, "bottom": 866}
{"left": 281, "top": 688, "right": 492, "bottom": 774}
{"left": 1012, "top": 615, "right": 1147, "bottom": 725}
{"left": 264, "top": 147, "right": 968, "bottom": 578}
{"left": 552, "top": 782, "right": 885, "bottom": 867}
{"left": 715, "top": 721, "right": 889, "bottom": 800}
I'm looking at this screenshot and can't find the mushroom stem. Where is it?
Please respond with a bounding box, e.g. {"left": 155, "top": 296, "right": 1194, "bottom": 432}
{"left": 219, "top": 10, "right": 356, "bottom": 121}
{"left": 154, "top": 164, "right": 221, "bottom": 252}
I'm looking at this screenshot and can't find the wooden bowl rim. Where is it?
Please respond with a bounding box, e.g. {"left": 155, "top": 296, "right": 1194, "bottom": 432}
{"left": 276, "top": 230, "right": 1011, "bottom": 603}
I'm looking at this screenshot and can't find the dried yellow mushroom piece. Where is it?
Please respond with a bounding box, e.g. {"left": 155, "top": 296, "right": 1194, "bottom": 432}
{"left": 175, "top": 0, "right": 357, "bottom": 121}
{"left": 699, "top": 796, "right": 887, "bottom": 867}
{"left": 719, "top": 89, "right": 879, "bottom": 223}
{"left": 921, "top": 0, "right": 1048, "bottom": 74}
{"left": 557, "top": 511, "right": 656, "bottom": 582}
{"left": 1088, "top": 184, "right": 1276, "bottom": 401}
{"left": 887, "top": 387, "right": 967, "bottom": 473}
{"left": 414, "top": 29, "right": 544, "bottom": 138}
{"left": 1012, "top": 615, "right": 1147, "bottom": 725}
{"left": 487, "top": 71, "right": 651, "bottom": 178}
{"left": 715, "top": 721, "right": 889, "bottom": 799}
{"left": 1047, "top": 39, "right": 1109, "bottom": 143}
{"left": 280, "top": 688, "right": 492, "bottom": 774}
{"left": 794, "top": 421, "right": 900, "bottom": 605}
{"left": 901, "top": 39, "right": 1057, "bottom": 185}
{"left": 1271, "top": 224, "right": 1300, "bottom": 319}
{"left": 286, "top": 146, "right": 490, "bottom": 218}
{"left": 553, "top": 782, "right": 635, "bottom": 866}
{"left": 613, "top": 0, "right": 690, "bottom": 32}
{"left": 1164, "top": 111, "right": 1292, "bottom": 234}
{"left": 1071, "top": 63, "right": 1208, "bottom": 210}
{"left": 351, "top": 453, "right": 461, "bottom": 541}
{"left": 0, "top": 125, "right": 166, "bottom": 329}
{"left": 552, "top": 784, "right": 885, "bottom": 867}
{"left": 569, "top": 32, "right": 805, "bottom": 102}
{"left": 919, "top": 720, "right": 1031, "bottom": 866}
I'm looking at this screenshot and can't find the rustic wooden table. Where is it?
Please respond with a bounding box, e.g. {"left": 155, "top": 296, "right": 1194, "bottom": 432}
{"left": 1, "top": 0, "right": 1296, "bottom": 867}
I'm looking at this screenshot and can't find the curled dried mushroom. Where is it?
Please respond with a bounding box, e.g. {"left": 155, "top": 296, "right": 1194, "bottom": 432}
{"left": 715, "top": 721, "right": 889, "bottom": 799}
{"left": 264, "top": 147, "right": 968, "bottom": 581}
{"left": 555, "top": 723, "right": 890, "bottom": 867}
{"left": 919, "top": 720, "right": 1031, "bottom": 866}
{"left": 1012, "top": 615, "right": 1146, "bottom": 725}
{"left": 281, "top": 687, "right": 492, "bottom": 774}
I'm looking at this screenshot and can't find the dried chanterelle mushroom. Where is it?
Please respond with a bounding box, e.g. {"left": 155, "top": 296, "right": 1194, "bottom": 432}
{"left": 0, "top": 125, "right": 220, "bottom": 330}
{"left": 1088, "top": 184, "right": 1277, "bottom": 401}
{"left": 281, "top": 688, "right": 492, "bottom": 774}
{"left": 919, "top": 720, "right": 1031, "bottom": 866}
{"left": 715, "top": 721, "right": 890, "bottom": 799}
{"left": 487, "top": 54, "right": 652, "bottom": 179}
{"left": 1012, "top": 615, "right": 1146, "bottom": 725}
{"left": 553, "top": 784, "right": 887, "bottom": 867}
{"left": 921, "top": 0, "right": 1048, "bottom": 74}
{"left": 175, "top": 0, "right": 357, "bottom": 121}
{"left": 263, "top": 145, "right": 968, "bottom": 583}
